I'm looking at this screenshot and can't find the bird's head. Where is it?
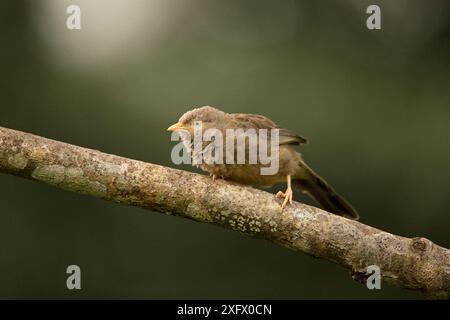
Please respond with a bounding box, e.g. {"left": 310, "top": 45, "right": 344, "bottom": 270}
{"left": 167, "top": 106, "right": 227, "bottom": 134}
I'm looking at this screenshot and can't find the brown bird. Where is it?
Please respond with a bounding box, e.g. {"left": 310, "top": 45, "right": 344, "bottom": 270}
{"left": 168, "top": 106, "right": 359, "bottom": 220}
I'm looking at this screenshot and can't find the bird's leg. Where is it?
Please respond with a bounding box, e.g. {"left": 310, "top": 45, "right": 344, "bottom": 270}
{"left": 211, "top": 173, "right": 222, "bottom": 181}
{"left": 276, "top": 175, "right": 293, "bottom": 209}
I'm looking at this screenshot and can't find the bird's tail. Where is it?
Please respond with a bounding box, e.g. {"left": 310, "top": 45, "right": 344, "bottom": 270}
{"left": 293, "top": 163, "right": 359, "bottom": 220}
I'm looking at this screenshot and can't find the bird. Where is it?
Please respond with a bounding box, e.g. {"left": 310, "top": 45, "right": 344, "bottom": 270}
{"left": 167, "top": 106, "right": 359, "bottom": 220}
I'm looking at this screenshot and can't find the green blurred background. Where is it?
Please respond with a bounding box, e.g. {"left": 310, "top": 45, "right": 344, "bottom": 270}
{"left": 1, "top": 0, "right": 449, "bottom": 299}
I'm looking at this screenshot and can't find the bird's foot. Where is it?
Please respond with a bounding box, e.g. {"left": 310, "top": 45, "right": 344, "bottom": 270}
{"left": 211, "top": 174, "right": 222, "bottom": 182}
{"left": 276, "top": 187, "right": 293, "bottom": 210}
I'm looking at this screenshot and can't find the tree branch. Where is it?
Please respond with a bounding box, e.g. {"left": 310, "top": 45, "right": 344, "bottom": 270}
{"left": 0, "top": 126, "right": 449, "bottom": 297}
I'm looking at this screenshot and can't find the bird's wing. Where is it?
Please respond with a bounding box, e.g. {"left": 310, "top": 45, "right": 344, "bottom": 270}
{"left": 230, "top": 113, "right": 308, "bottom": 145}
{"left": 278, "top": 128, "right": 308, "bottom": 145}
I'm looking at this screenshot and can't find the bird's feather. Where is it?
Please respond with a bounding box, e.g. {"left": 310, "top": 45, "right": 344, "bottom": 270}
{"left": 230, "top": 113, "right": 307, "bottom": 145}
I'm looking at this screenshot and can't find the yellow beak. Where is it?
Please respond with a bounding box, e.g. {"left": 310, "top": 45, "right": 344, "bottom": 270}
{"left": 167, "top": 122, "right": 188, "bottom": 132}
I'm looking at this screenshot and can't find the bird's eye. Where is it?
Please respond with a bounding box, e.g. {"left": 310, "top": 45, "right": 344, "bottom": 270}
{"left": 193, "top": 118, "right": 209, "bottom": 125}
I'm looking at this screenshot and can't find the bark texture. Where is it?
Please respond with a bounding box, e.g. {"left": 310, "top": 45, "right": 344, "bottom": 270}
{"left": 0, "top": 126, "right": 449, "bottom": 297}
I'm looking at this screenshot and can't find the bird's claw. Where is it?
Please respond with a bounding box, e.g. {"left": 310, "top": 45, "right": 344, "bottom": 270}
{"left": 276, "top": 187, "right": 293, "bottom": 210}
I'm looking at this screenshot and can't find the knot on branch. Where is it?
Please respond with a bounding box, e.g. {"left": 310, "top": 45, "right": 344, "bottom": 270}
{"left": 410, "top": 237, "right": 432, "bottom": 255}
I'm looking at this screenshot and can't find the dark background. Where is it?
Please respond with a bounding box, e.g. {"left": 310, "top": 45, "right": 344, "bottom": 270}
{"left": 0, "top": 0, "right": 449, "bottom": 299}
